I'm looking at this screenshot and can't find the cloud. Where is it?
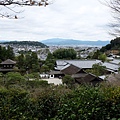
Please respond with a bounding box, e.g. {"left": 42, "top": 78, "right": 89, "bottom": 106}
{"left": 0, "top": 0, "right": 113, "bottom": 41}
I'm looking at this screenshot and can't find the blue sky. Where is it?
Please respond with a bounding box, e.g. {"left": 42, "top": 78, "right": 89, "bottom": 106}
{"left": 0, "top": 0, "right": 113, "bottom": 41}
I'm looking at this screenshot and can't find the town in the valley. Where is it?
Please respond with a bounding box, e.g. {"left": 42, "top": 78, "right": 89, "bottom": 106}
{"left": 0, "top": 38, "right": 120, "bottom": 86}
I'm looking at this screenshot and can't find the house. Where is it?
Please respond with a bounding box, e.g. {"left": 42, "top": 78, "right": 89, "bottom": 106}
{"left": 55, "top": 60, "right": 102, "bottom": 71}
{"left": 74, "top": 73, "right": 103, "bottom": 86}
{"left": 53, "top": 61, "right": 103, "bottom": 85}
{"left": 61, "top": 64, "right": 80, "bottom": 75}
{"left": 0, "top": 59, "right": 16, "bottom": 74}
{"left": 102, "top": 62, "right": 120, "bottom": 73}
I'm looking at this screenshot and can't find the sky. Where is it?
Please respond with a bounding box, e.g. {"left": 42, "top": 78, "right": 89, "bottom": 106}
{"left": 0, "top": 0, "right": 114, "bottom": 41}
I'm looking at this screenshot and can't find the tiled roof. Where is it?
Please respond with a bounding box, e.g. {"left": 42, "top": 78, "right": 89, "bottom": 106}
{"left": 109, "top": 59, "right": 120, "bottom": 65}
{"left": 75, "top": 73, "right": 102, "bottom": 84}
{"left": 66, "top": 60, "right": 101, "bottom": 69}
{"left": 1, "top": 59, "right": 16, "bottom": 65}
{"left": 55, "top": 60, "right": 101, "bottom": 70}
{"left": 56, "top": 60, "right": 68, "bottom": 66}
{"left": 72, "top": 73, "right": 87, "bottom": 78}
{"left": 49, "top": 70, "right": 63, "bottom": 75}
{"left": 102, "top": 62, "right": 119, "bottom": 71}
{"left": 61, "top": 64, "right": 80, "bottom": 75}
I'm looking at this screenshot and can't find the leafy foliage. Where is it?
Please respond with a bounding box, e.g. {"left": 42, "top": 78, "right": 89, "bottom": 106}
{"left": 53, "top": 48, "right": 77, "bottom": 59}
{"left": 1, "top": 84, "right": 120, "bottom": 119}
{"left": 0, "top": 45, "right": 15, "bottom": 61}
{"left": 62, "top": 75, "right": 75, "bottom": 88}
{"left": 16, "top": 52, "right": 40, "bottom": 73}
{"left": 100, "top": 37, "right": 120, "bottom": 53}
{"left": 86, "top": 63, "right": 106, "bottom": 76}
{"left": 55, "top": 85, "right": 120, "bottom": 120}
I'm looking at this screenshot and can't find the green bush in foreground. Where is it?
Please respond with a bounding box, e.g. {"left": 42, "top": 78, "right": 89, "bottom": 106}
{"left": 0, "top": 84, "right": 120, "bottom": 119}
{"left": 55, "top": 85, "right": 120, "bottom": 120}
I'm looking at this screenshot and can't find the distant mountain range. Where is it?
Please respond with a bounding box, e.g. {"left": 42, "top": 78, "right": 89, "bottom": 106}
{"left": 0, "top": 38, "right": 110, "bottom": 47}
{"left": 41, "top": 38, "right": 110, "bottom": 46}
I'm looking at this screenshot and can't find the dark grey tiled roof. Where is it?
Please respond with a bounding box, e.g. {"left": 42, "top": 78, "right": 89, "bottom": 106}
{"left": 1, "top": 59, "right": 16, "bottom": 65}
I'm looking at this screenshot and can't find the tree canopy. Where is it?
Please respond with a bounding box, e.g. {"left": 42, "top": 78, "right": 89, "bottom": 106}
{"left": 86, "top": 63, "right": 106, "bottom": 76}
{"left": 53, "top": 48, "right": 77, "bottom": 60}
{"left": 0, "top": 45, "right": 15, "bottom": 61}
{"left": 100, "top": 37, "right": 120, "bottom": 52}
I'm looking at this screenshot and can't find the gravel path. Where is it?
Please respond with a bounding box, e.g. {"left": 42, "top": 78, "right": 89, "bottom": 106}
{"left": 42, "top": 78, "right": 62, "bottom": 85}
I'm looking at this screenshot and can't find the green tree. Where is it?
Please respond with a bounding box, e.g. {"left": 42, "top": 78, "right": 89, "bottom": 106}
{"left": 53, "top": 48, "right": 77, "bottom": 59}
{"left": 86, "top": 63, "right": 106, "bottom": 76}
{"left": 25, "top": 54, "right": 31, "bottom": 70}
{"left": 98, "top": 54, "right": 107, "bottom": 62}
{"left": 17, "top": 53, "right": 25, "bottom": 69}
{"left": 40, "top": 65, "right": 49, "bottom": 73}
{"left": 31, "top": 52, "right": 40, "bottom": 72}
{"left": 91, "top": 50, "right": 101, "bottom": 59}
{"left": 5, "top": 72, "right": 26, "bottom": 88}
{"left": 6, "top": 45, "right": 15, "bottom": 60}
{"left": 0, "top": 45, "right": 15, "bottom": 61}
{"left": 62, "top": 75, "right": 75, "bottom": 88}
{"left": 45, "top": 52, "right": 55, "bottom": 70}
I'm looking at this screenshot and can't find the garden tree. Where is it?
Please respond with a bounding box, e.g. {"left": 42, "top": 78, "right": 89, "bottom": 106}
{"left": 30, "top": 52, "right": 40, "bottom": 72}
{"left": 53, "top": 48, "right": 77, "bottom": 59}
{"left": 0, "top": 0, "right": 50, "bottom": 18}
{"left": 5, "top": 72, "right": 26, "bottom": 87}
{"left": 32, "top": 64, "right": 40, "bottom": 72}
{"left": 17, "top": 52, "right": 40, "bottom": 73}
{"left": 46, "top": 52, "right": 54, "bottom": 61}
{"left": 40, "top": 65, "right": 49, "bottom": 73}
{"left": 86, "top": 63, "right": 106, "bottom": 76}
{"left": 6, "top": 45, "right": 15, "bottom": 60}
{"left": 24, "top": 72, "right": 40, "bottom": 82}
{"left": 91, "top": 50, "right": 101, "bottom": 59}
{"left": 17, "top": 53, "right": 25, "bottom": 70}
{"left": 98, "top": 53, "right": 107, "bottom": 62}
{"left": 62, "top": 75, "right": 75, "bottom": 88}
{"left": 0, "top": 46, "right": 4, "bottom": 62}
{"left": 0, "top": 45, "right": 15, "bottom": 61}
{"left": 0, "top": 72, "right": 4, "bottom": 86}
{"left": 25, "top": 53, "right": 31, "bottom": 70}
{"left": 45, "top": 52, "right": 55, "bottom": 70}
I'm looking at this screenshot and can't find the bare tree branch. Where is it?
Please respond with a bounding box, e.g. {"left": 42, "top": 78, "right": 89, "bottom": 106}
{"left": 0, "top": 0, "right": 50, "bottom": 6}
{"left": 104, "top": 0, "right": 120, "bottom": 37}
{"left": 0, "top": 0, "right": 51, "bottom": 18}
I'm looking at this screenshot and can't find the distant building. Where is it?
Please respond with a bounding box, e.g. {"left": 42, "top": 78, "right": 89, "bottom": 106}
{"left": 0, "top": 59, "right": 16, "bottom": 74}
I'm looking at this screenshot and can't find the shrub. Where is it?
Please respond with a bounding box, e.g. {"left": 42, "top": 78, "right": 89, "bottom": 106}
{"left": 55, "top": 85, "right": 120, "bottom": 120}
{"left": 0, "top": 88, "right": 32, "bottom": 120}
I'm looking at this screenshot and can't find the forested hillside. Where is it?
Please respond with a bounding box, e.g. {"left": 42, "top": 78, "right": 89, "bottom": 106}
{"left": 100, "top": 37, "right": 120, "bottom": 52}
{"left": 1, "top": 41, "right": 48, "bottom": 48}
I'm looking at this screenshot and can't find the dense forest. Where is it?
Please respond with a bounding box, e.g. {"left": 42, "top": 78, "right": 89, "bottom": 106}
{"left": 0, "top": 41, "right": 48, "bottom": 48}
